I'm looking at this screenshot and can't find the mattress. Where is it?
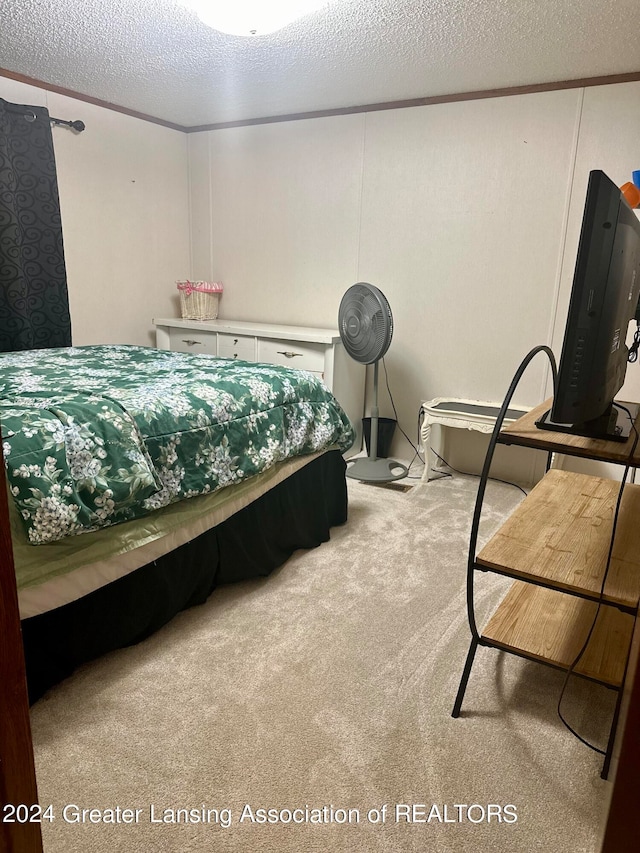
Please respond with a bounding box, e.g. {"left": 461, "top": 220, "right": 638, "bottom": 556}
{"left": 0, "top": 344, "right": 355, "bottom": 544}
{"left": 14, "top": 450, "right": 328, "bottom": 618}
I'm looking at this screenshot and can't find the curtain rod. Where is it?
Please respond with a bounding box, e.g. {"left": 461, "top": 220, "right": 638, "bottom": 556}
{"left": 1, "top": 100, "right": 85, "bottom": 132}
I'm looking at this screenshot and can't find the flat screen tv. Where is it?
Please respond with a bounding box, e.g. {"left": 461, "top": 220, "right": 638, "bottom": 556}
{"left": 537, "top": 169, "right": 640, "bottom": 441}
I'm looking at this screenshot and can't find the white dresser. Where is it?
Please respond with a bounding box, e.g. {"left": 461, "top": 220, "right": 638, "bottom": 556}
{"left": 153, "top": 318, "right": 366, "bottom": 451}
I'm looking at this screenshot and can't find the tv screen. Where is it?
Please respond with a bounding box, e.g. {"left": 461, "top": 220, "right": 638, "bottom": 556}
{"left": 537, "top": 169, "right": 640, "bottom": 441}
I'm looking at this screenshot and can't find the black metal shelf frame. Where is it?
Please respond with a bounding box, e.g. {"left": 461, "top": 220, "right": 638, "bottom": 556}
{"left": 448, "top": 344, "right": 637, "bottom": 778}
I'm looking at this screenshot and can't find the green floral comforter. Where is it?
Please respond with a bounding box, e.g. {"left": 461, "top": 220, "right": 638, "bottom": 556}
{"left": 0, "top": 345, "right": 355, "bottom": 544}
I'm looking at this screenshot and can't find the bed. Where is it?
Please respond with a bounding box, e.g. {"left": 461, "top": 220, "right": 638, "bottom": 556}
{"left": 0, "top": 344, "right": 355, "bottom": 702}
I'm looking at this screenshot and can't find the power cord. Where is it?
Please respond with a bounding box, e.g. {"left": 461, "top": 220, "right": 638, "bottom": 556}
{"left": 556, "top": 404, "right": 639, "bottom": 754}
{"left": 377, "top": 360, "right": 529, "bottom": 494}
{"left": 627, "top": 322, "right": 640, "bottom": 363}
{"left": 427, "top": 447, "right": 529, "bottom": 497}
{"left": 380, "top": 357, "right": 425, "bottom": 479}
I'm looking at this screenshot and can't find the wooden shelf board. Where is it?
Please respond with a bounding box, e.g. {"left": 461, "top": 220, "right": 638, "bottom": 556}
{"left": 482, "top": 581, "right": 634, "bottom": 687}
{"left": 499, "top": 399, "right": 640, "bottom": 465}
{"left": 476, "top": 469, "right": 640, "bottom": 609}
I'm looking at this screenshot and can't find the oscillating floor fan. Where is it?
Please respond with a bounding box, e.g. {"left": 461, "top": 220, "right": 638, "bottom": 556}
{"left": 338, "top": 283, "right": 409, "bottom": 482}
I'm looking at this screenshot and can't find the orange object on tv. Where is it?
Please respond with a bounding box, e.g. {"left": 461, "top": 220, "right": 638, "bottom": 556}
{"left": 620, "top": 181, "right": 640, "bottom": 208}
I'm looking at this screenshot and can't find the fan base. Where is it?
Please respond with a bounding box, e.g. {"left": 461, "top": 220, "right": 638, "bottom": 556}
{"left": 346, "top": 457, "right": 409, "bottom": 483}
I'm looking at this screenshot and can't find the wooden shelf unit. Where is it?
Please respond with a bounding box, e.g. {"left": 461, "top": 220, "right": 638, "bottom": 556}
{"left": 476, "top": 469, "right": 640, "bottom": 610}
{"left": 453, "top": 397, "right": 640, "bottom": 775}
{"left": 500, "top": 398, "right": 640, "bottom": 465}
{"left": 482, "top": 581, "right": 634, "bottom": 688}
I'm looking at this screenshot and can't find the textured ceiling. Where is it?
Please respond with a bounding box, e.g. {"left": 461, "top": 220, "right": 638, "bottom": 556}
{"left": 1, "top": 0, "right": 640, "bottom": 128}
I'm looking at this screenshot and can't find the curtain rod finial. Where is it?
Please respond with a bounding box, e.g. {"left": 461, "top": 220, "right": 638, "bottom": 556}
{"left": 50, "top": 117, "right": 86, "bottom": 132}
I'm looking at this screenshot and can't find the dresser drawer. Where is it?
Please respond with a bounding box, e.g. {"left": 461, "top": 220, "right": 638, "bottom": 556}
{"left": 258, "top": 338, "right": 325, "bottom": 373}
{"left": 217, "top": 333, "right": 256, "bottom": 361}
{"left": 169, "top": 327, "right": 217, "bottom": 355}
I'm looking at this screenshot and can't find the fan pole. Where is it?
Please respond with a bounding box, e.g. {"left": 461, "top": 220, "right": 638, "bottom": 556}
{"left": 370, "top": 360, "right": 379, "bottom": 461}
{"left": 346, "top": 358, "right": 408, "bottom": 482}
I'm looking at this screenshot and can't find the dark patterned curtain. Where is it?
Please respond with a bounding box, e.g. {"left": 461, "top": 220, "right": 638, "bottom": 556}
{"left": 0, "top": 98, "right": 72, "bottom": 351}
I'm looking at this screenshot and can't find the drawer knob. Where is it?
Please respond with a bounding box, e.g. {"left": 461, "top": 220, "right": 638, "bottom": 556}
{"left": 277, "top": 351, "right": 302, "bottom": 359}
{"left": 182, "top": 339, "right": 202, "bottom": 347}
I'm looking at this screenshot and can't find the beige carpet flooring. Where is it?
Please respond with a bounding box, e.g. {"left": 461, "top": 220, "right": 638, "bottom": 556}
{"left": 30, "top": 472, "right": 615, "bottom": 852}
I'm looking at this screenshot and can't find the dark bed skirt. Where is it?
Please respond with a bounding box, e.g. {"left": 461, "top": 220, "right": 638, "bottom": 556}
{"left": 22, "top": 450, "right": 348, "bottom": 704}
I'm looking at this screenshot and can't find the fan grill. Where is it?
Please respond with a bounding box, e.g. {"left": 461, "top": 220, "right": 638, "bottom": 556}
{"left": 339, "top": 283, "right": 393, "bottom": 364}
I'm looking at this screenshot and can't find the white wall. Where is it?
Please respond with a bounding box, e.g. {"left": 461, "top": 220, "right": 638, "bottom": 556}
{"left": 1, "top": 79, "right": 190, "bottom": 347}
{"left": 188, "top": 115, "right": 364, "bottom": 319}
{"left": 188, "top": 87, "right": 600, "bottom": 481}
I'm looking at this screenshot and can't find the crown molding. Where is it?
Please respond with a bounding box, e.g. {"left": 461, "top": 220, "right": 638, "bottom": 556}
{"left": 3, "top": 67, "right": 640, "bottom": 134}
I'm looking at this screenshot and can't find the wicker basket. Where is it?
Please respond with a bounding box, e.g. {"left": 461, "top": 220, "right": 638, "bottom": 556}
{"left": 176, "top": 281, "right": 223, "bottom": 320}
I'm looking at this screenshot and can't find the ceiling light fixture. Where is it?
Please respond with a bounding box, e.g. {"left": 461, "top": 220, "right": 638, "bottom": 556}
{"left": 180, "top": 1, "right": 329, "bottom": 37}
